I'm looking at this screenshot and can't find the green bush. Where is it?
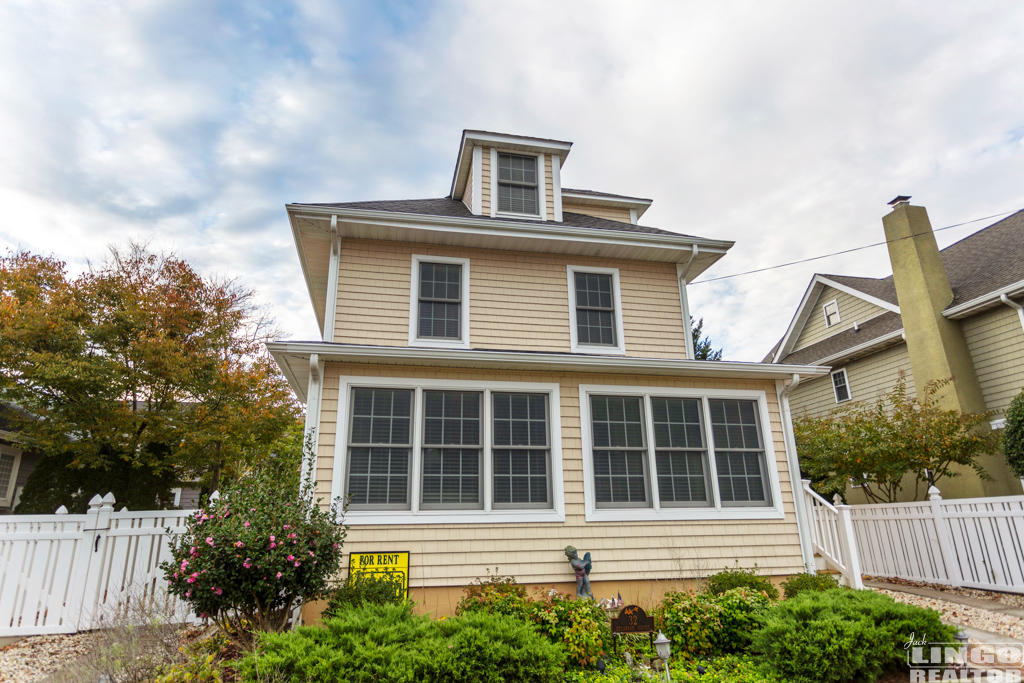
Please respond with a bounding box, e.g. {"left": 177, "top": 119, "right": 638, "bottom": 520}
{"left": 239, "top": 603, "right": 564, "bottom": 683}
{"left": 752, "top": 588, "right": 956, "bottom": 683}
{"left": 656, "top": 588, "right": 771, "bottom": 656}
{"left": 1005, "top": 388, "right": 1024, "bottom": 478}
{"left": 703, "top": 566, "right": 779, "bottom": 600}
{"left": 456, "top": 571, "right": 532, "bottom": 622}
{"left": 324, "top": 572, "right": 407, "bottom": 615}
{"left": 530, "top": 591, "right": 611, "bottom": 667}
{"left": 781, "top": 572, "right": 840, "bottom": 598}
{"left": 673, "top": 654, "right": 788, "bottom": 682}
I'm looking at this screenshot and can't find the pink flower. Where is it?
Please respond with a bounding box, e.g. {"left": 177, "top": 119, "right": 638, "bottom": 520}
{"left": 243, "top": 558, "right": 252, "bottom": 569}
{"left": 276, "top": 572, "right": 282, "bottom": 579}
{"left": 287, "top": 555, "right": 295, "bottom": 561}
{"left": 187, "top": 576, "right": 196, "bottom": 584}
{"left": 250, "top": 508, "right": 256, "bottom": 512}
{"left": 308, "top": 551, "right": 315, "bottom": 557}
{"left": 282, "top": 524, "right": 290, "bottom": 529}
{"left": 234, "top": 541, "right": 244, "bottom": 548}
{"left": 185, "top": 591, "right": 191, "bottom": 598}
{"left": 212, "top": 587, "right": 223, "bottom": 596}
{"left": 294, "top": 561, "right": 301, "bottom": 567}
{"left": 288, "top": 532, "right": 296, "bottom": 539}
{"left": 180, "top": 559, "right": 188, "bottom": 570}
{"left": 205, "top": 537, "right": 214, "bottom": 546}
{"left": 243, "top": 521, "right": 250, "bottom": 528}
{"left": 270, "top": 542, "right": 277, "bottom": 549}
{"left": 269, "top": 535, "right": 275, "bottom": 542}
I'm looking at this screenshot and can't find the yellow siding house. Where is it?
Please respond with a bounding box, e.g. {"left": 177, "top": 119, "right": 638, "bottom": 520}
{"left": 268, "top": 130, "right": 829, "bottom": 616}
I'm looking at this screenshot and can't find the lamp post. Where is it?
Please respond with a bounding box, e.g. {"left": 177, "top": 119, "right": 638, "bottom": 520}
{"left": 653, "top": 630, "right": 671, "bottom": 681}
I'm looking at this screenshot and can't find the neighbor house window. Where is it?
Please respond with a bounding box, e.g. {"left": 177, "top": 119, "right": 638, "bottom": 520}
{"left": 581, "top": 387, "right": 777, "bottom": 519}
{"left": 823, "top": 299, "right": 841, "bottom": 327}
{"left": 832, "top": 369, "right": 851, "bottom": 403}
{"left": 409, "top": 255, "right": 470, "bottom": 347}
{"left": 0, "top": 445, "right": 20, "bottom": 507}
{"left": 567, "top": 266, "right": 626, "bottom": 354}
{"left": 497, "top": 152, "right": 538, "bottom": 214}
{"left": 339, "top": 379, "right": 562, "bottom": 522}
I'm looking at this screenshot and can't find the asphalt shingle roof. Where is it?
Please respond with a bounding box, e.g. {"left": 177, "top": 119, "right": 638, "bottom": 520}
{"left": 297, "top": 197, "right": 694, "bottom": 238}
{"left": 773, "top": 209, "right": 1024, "bottom": 364}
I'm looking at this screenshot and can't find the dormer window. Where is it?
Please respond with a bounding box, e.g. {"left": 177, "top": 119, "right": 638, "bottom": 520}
{"left": 497, "top": 153, "right": 538, "bottom": 215}
{"left": 823, "top": 299, "right": 840, "bottom": 327}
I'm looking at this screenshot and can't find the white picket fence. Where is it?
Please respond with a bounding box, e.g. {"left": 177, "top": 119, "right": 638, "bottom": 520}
{"left": 0, "top": 492, "right": 199, "bottom": 637}
{"left": 801, "top": 480, "right": 1024, "bottom": 593}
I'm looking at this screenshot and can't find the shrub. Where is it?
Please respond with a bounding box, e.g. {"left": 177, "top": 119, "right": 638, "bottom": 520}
{"left": 752, "top": 588, "right": 956, "bottom": 683}
{"left": 239, "top": 603, "right": 564, "bottom": 683}
{"left": 781, "top": 571, "right": 840, "bottom": 598}
{"left": 324, "top": 571, "right": 407, "bottom": 616}
{"left": 656, "top": 588, "right": 770, "bottom": 655}
{"left": 673, "top": 654, "right": 788, "bottom": 682}
{"left": 456, "top": 570, "right": 532, "bottom": 622}
{"left": 703, "top": 566, "right": 779, "bottom": 600}
{"left": 161, "top": 455, "right": 346, "bottom": 648}
{"left": 1006, "top": 388, "right": 1024, "bottom": 478}
{"left": 529, "top": 591, "right": 612, "bottom": 667}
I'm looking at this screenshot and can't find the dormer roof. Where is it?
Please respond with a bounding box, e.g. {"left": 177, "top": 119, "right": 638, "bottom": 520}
{"left": 450, "top": 130, "right": 573, "bottom": 200}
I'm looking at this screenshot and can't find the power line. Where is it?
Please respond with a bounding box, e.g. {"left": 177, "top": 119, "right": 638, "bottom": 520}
{"left": 689, "top": 210, "right": 1018, "bottom": 285}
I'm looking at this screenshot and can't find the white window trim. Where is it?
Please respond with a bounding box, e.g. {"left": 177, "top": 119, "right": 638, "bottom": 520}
{"left": 493, "top": 149, "right": 544, "bottom": 220}
{"left": 0, "top": 444, "right": 22, "bottom": 508}
{"left": 578, "top": 384, "right": 785, "bottom": 522}
{"left": 331, "top": 375, "right": 565, "bottom": 525}
{"left": 408, "top": 254, "right": 471, "bottom": 349}
{"left": 991, "top": 417, "right": 1006, "bottom": 430}
{"left": 822, "top": 299, "right": 841, "bottom": 328}
{"left": 567, "top": 265, "right": 627, "bottom": 355}
{"left": 831, "top": 368, "right": 852, "bottom": 403}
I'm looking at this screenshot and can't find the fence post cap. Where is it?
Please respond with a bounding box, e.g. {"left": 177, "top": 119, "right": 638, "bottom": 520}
{"left": 55, "top": 505, "right": 68, "bottom": 514}
{"left": 927, "top": 485, "right": 942, "bottom": 500}
{"left": 100, "top": 492, "right": 116, "bottom": 509}
{"left": 87, "top": 494, "right": 104, "bottom": 509}
{"left": 833, "top": 494, "right": 844, "bottom": 506}
{"left": 209, "top": 490, "right": 221, "bottom": 501}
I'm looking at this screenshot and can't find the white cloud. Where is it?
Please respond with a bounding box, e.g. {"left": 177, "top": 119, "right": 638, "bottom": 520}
{"left": 1, "top": 0, "right": 1022, "bottom": 361}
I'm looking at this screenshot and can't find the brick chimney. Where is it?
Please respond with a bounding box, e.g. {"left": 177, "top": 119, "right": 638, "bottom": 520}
{"left": 882, "top": 198, "right": 986, "bottom": 415}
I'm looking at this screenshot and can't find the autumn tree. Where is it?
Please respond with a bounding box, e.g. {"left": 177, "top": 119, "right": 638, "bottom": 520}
{"left": 691, "top": 316, "right": 723, "bottom": 361}
{"left": 0, "top": 246, "right": 300, "bottom": 512}
{"left": 793, "top": 378, "right": 998, "bottom": 503}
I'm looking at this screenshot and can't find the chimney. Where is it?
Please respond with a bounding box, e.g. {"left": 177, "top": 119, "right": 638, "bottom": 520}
{"left": 881, "top": 198, "right": 985, "bottom": 416}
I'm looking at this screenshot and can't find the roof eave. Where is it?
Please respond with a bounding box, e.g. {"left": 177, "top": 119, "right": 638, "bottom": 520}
{"left": 943, "top": 279, "right": 1024, "bottom": 319}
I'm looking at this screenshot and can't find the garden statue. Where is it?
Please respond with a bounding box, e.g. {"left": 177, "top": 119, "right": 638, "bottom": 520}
{"left": 564, "top": 545, "right": 593, "bottom": 599}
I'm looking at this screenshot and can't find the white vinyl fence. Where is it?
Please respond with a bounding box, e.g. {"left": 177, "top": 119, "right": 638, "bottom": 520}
{"left": 0, "top": 492, "right": 200, "bottom": 637}
{"left": 802, "top": 480, "right": 1024, "bottom": 593}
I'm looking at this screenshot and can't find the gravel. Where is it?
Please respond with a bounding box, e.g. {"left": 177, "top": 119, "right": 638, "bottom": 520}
{"left": 0, "top": 633, "right": 96, "bottom": 683}
{"left": 873, "top": 587, "right": 1024, "bottom": 641}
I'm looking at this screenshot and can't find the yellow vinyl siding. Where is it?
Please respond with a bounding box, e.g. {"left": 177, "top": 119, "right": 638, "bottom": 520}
{"left": 461, "top": 158, "right": 474, "bottom": 213}
{"left": 479, "top": 147, "right": 492, "bottom": 215}
{"left": 792, "top": 287, "right": 889, "bottom": 351}
{"left": 562, "top": 201, "right": 632, "bottom": 224}
{"left": 313, "top": 362, "right": 803, "bottom": 589}
{"left": 545, "top": 155, "right": 555, "bottom": 221}
{"left": 788, "top": 343, "right": 916, "bottom": 418}
{"left": 333, "top": 239, "right": 687, "bottom": 358}
{"left": 963, "top": 304, "right": 1024, "bottom": 416}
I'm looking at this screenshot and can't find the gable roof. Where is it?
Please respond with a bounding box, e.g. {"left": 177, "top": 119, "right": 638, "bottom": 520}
{"left": 296, "top": 197, "right": 686, "bottom": 237}
{"left": 770, "top": 209, "right": 1024, "bottom": 365}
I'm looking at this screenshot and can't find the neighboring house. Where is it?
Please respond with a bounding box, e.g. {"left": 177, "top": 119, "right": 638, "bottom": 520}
{"left": 268, "top": 129, "right": 830, "bottom": 617}
{"left": 767, "top": 199, "right": 1024, "bottom": 500}
{"left": 0, "top": 405, "right": 39, "bottom": 513}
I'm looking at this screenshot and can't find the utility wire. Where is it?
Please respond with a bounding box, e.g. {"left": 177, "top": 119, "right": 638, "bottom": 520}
{"left": 689, "top": 210, "right": 1018, "bottom": 285}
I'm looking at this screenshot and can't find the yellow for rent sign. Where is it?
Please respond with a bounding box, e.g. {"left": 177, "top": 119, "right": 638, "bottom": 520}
{"left": 348, "top": 551, "right": 410, "bottom": 600}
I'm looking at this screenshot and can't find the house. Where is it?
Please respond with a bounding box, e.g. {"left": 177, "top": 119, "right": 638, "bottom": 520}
{"left": 267, "top": 129, "right": 831, "bottom": 617}
{"left": 0, "top": 405, "right": 39, "bottom": 513}
{"left": 767, "top": 199, "right": 1024, "bottom": 500}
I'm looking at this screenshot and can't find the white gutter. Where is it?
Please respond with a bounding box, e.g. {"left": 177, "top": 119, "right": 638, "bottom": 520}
{"left": 676, "top": 245, "right": 699, "bottom": 359}
{"left": 777, "top": 373, "right": 816, "bottom": 574}
{"left": 943, "top": 279, "right": 1024, "bottom": 319}
{"left": 1000, "top": 293, "right": 1024, "bottom": 333}
{"left": 267, "top": 341, "right": 830, "bottom": 381}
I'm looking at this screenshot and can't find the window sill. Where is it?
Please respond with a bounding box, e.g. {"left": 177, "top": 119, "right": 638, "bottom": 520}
{"left": 340, "top": 509, "right": 565, "bottom": 525}
{"left": 570, "top": 344, "right": 626, "bottom": 356}
{"left": 584, "top": 506, "right": 785, "bottom": 523}
{"left": 409, "top": 338, "right": 470, "bottom": 350}
{"left": 495, "top": 211, "right": 543, "bottom": 220}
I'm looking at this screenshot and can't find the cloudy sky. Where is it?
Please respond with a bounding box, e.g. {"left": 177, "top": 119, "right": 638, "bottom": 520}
{"left": 2, "top": 1, "right": 1022, "bottom": 363}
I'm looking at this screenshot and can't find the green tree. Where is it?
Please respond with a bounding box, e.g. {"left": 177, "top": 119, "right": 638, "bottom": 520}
{"left": 0, "top": 246, "right": 300, "bottom": 512}
{"left": 794, "top": 378, "right": 998, "bottom": 503}
{"left": 691, "top": 316, "right": 723, "bottom": 360}
{"left": 1005, "top": 388, "right": 1024, "bottom": 477}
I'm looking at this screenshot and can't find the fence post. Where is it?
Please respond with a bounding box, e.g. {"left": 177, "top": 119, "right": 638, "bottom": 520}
{"left": 76, "top": 492, "right": 116, "bottom": 629}
{"left": 929, "top": 486, "right": 962, "bottom": 587}
{"left": 834, "top": 501, "right": 865, "bottom": 589}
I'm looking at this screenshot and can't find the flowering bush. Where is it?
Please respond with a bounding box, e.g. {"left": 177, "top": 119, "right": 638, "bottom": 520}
{"left": 161, "top": 455, "right": 346, "bottom": 647}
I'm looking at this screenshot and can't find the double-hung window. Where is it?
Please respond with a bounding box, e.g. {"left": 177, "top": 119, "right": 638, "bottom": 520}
{"left": 567, "top": 266, "right": 626, "bottom": 354}
{"left": 339, "top": 378, "right": 563, "bottom": 523}
{"left": 831, "top": 369, "right": 851, "bottom": 403}
{"left": 581, "top": 386, "right": 779, "bottom": 521}
{"left": 409, "top": 255, "right": 470, "bottom": 348}
{"left": 497, "top": 153, "right": 539, "bottom": 215}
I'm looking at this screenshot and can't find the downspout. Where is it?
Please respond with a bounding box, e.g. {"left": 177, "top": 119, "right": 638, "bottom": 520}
{"left": 777, "top": 373, "right": 816, "bottom": 573}
{"left": 323, "top": 215, "right": 341, "bottom": 341}
{"left": 676, "top": 245, "right": 699, "bottom": 359}
{"left": 300, "top": 353, "right": 323, "bottom": 498}
{"left": 1000, "top": 294, "right": 1024, "bottom": 333}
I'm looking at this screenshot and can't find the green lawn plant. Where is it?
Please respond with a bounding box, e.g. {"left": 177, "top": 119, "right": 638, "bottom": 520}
{"left": 324, "top": 571, "right": 407, "bottom": 616}
{"left": 702, "top": 565, "right": 779, "bottom": 600}
{"left": 781, "top": 571, "right": 840, "bottom": 598}
{"left": 161, "top": 452, "right": 346, "bottom": 648}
